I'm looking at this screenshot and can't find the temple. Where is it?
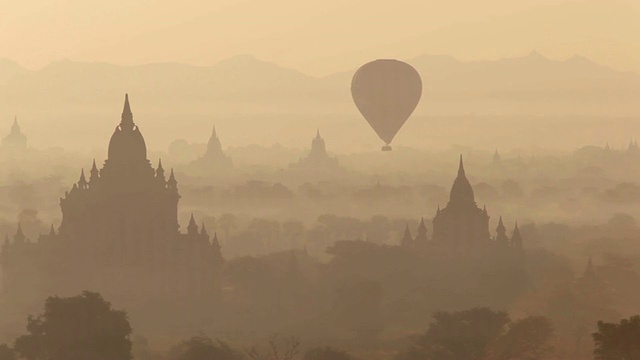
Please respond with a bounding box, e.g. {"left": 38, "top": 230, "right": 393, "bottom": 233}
{"left": 290, "top": 129, "right": 342, "bottom": 171}
{"left": 1, "top": 95, "right": 222, "bottom": 307}
{"left": 627, "top": 139, "right": 640, "bottom": 155}
{"left": 493, "top": 149, "right": 501, "bottom": 163}
{"left": 1, "top": 117, "right": 27, "bottom": 150}
{"left": 188, "top": 124, "right": 233, "bottom": 175}
{"left": 403, "top": 156, "right": 523, "bottom": 256}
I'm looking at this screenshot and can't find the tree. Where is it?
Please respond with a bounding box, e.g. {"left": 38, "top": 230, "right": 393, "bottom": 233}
{"left": 246, "top": 334, "right": 300, "bottom": 360}
{"left": 168, "top": 335, "right": 244, "bottom": 360}
{"left": 0, "top": 344, "right": 16, "bottom": 360}
{"left": 303, "top": 346, "right": 355, "bottom": 360}
{"left": 282, "top": 220, "right": 305, "bottom": 249}
{"left": 491, "top": 316, "right": 554, "bottom": 360}
{"left": 17, "top": 209, "right": 48, "bottom": 239}
{"left": 365, "top": 216, "right": 391, "bottom": 244}
{"left": 132, "top": 335, "right": 162, "bottom": 360}
{"left": 397, "top": 308, "right": 554, "bottom": 360}
{"left": 248, "top": 218, "right": 281, "bottom": 252}
{"left": 13, "top": 291, "right": 132, "bottom": 360}
{"left": 332, "top": 279, "right": 383, "bottom": 342}
{"left": 592, "top": 315, "right": 640, "bottom": 360}
{"left": 398, "top": 308, "right": 509, "bottom": 360}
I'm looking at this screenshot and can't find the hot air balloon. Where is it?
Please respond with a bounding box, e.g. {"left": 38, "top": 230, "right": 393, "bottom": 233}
{"left": 351, "top": 59, "right": 422, "bottom": 151}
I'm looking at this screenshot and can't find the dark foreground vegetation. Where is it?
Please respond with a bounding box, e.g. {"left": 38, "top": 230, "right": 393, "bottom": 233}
{"left": 1, "top": 292, "right": 638, "bottom": 360}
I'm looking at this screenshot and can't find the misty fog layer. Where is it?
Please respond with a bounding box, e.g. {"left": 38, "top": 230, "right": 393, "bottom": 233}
{"left": 2, "top": 1, "right": 640, "bottom": 360}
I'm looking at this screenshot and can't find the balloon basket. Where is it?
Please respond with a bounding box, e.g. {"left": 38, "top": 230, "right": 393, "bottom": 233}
{"left": 382, "top": 145, "right": 392, "bottom": 151}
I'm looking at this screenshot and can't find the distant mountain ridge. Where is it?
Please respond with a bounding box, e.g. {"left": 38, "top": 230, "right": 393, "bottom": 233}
{"left": 1, "top": 51, "right": 639, "bottom": 126}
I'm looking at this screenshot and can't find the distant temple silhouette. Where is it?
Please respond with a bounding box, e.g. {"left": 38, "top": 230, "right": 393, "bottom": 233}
{"left": 403, "top": 156, "right": 523, "bottom": 256}
{"left": 1, "top": 117, "right": 27, "bottom": 150}
{"left": 1, "top": 95, "right": 222, "bottom": 305}
{"left": 627, "top": 138, "right": 640, "bottom": 154}
{"left": 188, "top": 124, "right": 233, "bottom": 174}
{"left": 290, "top": 129, "right": 342, "bottom": 171}
{"left": 493, "top": 149, "right": 501, "bottom": 163}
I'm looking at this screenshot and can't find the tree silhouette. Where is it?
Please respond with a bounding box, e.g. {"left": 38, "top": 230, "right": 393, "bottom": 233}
{"left": 592, "top": 315, "right": 640, "bottom": 360}
{"left": 332, "top": 279, "right": 383, "bottom": 342}
{"left": 490, "top": 316, "right": 554, "bottom": 360}
{"left": 282, "top": 220, "right": 305, "bottom": 249}
{"left": 303, "top": 346, "right": 355, "bottom": 360}
{"left": 132, "top": 335, "right": 162, "bottom": 360}
{"left": 398, "top": 307, "right": 509, "bottom": 360}
{"left": 13, "top": 291, "right": 132, "bottom": 360}
{"left": 218, "top": 213, "right": 239, "bottom": 238}
{"left": 0, "top": 344, "right": 16, "bottom": 360}
{"left": 169, "top": 335, "right": 244, "bottom": 360}
{"left": 397, "top": 308, "right": 553, "bottom": 360}
{"left": 246, "top": 334, "right": 300, "bottom": 360}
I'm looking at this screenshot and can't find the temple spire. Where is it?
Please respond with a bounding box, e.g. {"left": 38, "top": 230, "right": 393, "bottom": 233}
{"left": 187, "top": 214, "right": 198, "bottom": 235}
{"left": 201, "top": 222, "right": 208, "bottom": 237}
{"left": 415, "top": 217, "right": 428, "bottom": 243}
{"left": 449, "top": 155, "right": 475, "bottom": 206}
{"left": 497, "top": 216, "right": 505, "bottom": 231}
{"left": 90, "top": 159, "right": 99, "bottom": 183}
{"left": 511, "top": 221, "right": 523, "bottom": 250}
{"left": 11, "top": 116, "right": 20, "bottom": 133}
{"left": 401, "top": 224, "right": 413, "bottom": 246}
{"left": 202, "top": 124, "right": 227, "bottom": 161}
{"left": 167, "top": 169, "right": 178, "bottom": 190}
{"left": 3, "top": 115, "right": 27, "bottom": 149}
{"left": 583, "top": 256, "right": 596, "bottom": 280}
{"left": 78, "top": 169, "right": 88, "bottom": 189}
{"left": 309, "top": 128, "right": 327, "bottom": 158}
{"left": 212, "top": 232, "right": 223, "bottom": 261}
{"left": 123, "top": 94, "right": 131, "bottom": 115}
{"left": 14, "top": 223, "right": 25, "bottom": 243}
{"left": 120, "top": 94, "right": 134, "bottom": 131}
{"left": 496, "top": 216, "right": 509, "bottom": 247}
{"left": 156, "top": 159, "right": 165, "bottom": 179}
{"left": 49, "top": 224, "right": 56, "bottom": 236}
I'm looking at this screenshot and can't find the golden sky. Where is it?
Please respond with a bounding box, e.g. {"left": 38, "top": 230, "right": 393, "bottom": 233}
{"left": 1, "top": 0, "right": 638, "bottom": 75}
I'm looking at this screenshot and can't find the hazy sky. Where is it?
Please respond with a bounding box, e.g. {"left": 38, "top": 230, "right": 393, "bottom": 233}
{"left": 1, "top": 0, "right": 638, "bottom": 75}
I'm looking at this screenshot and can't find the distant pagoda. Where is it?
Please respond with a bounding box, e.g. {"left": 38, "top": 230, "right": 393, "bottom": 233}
{"left": 290, "top": 129, "right": 342, "bottom": 171}
{"left": 402, "top": 156, "right": 523, "bottom": 257}
{"left": 188, "top": 124, "right": 233, "bottom": 175}
{"left": 2, "top": 117, "right": 27, "bottom": 150}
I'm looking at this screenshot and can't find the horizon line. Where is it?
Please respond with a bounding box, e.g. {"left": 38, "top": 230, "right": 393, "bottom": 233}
{"left": 0, "top": 50, "right": 627, "bottom": 78}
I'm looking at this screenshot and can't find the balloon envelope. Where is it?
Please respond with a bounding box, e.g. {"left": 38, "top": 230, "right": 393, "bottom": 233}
{"left": 351, "top": 59, "right": 422, "bottom": 147}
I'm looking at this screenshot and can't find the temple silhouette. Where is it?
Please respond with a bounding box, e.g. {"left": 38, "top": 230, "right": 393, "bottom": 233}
{"left": 1, "top": 117, "right": 27, "bottom": 151}
{"left": 290, "top": 129, "right": 342, "bottom": 171}
{"left": 403, "top": 156, "right": 523, "bottom": 256}
{"left": 187, "top": 124, "right": 233, "bottom": 175}
{"left": 1, "top": 95, "right": 223, "bottom": 307}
